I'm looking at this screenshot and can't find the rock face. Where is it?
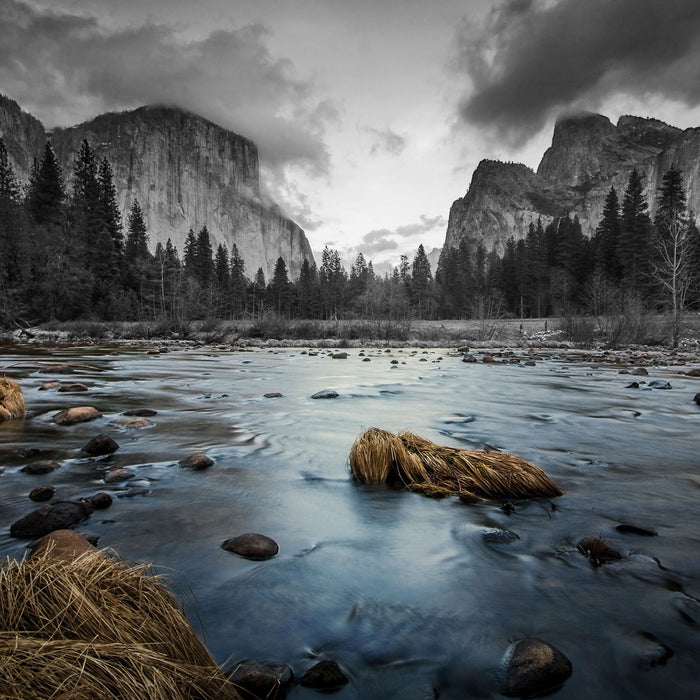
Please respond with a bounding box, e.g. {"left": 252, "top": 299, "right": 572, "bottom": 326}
{"left": 0, "top": 94, "right": 314, "bottom": 279}
{"left": 444, "top": 111, "right": 700, "bottom": 256}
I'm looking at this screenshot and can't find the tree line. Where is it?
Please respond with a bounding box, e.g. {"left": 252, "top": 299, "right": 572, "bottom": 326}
{"left": 1, "top": 137, "right": 699, "bottom": 342}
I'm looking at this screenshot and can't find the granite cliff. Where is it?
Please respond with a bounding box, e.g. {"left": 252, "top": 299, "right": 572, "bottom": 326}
{"left": 444, "top": 112, "right": 700, "bottom": 256}
{"left": 0, "top": 95, "right": 314, "bottom": 279}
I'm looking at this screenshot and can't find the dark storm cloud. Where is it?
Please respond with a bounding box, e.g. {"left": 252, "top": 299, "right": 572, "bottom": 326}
{"left": 0, "top": 0, "right": 334, "bottom": 172}
{"left": 455, "top": 0, "right": 700, "bottom": 143}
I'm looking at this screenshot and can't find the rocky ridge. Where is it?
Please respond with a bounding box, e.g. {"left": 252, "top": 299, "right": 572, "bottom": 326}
{"left": 0, "top": 94, "right": 314, "bottom": 279}
{"left": 444, "top": 112, "right": 700, "bottom": 256}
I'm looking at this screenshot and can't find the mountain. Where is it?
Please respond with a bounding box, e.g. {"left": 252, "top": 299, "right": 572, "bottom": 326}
{"left": 443, "top": 111, "right": 700, "bottom": 256}
{"left": 0, "top": 95, "right": 314, "bottom": 279}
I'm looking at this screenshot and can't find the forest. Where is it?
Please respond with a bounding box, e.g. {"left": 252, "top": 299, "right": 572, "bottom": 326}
{"left": 1, "top": 137, "right": 699, "bottom": 346}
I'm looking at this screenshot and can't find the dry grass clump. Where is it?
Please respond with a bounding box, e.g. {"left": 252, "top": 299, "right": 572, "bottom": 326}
{"left": 0, "top": 549, "right": 240, "bottom": 700}
{"left": 349, "top": 428, "right": 563, "bottom": 502}
{"left": 0, "top": 376, "right": 25, "bottom": 421}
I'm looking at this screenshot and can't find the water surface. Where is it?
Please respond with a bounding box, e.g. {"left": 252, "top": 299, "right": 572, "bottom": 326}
{"left": 1, "top": 344, "right": 699, "bottom": 698}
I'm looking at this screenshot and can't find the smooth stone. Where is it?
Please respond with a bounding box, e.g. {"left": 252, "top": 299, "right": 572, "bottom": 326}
{"left": 332, "top": 352, "right": 348, "bottom": 359}
{"left": 482, "top": 528, "right": 520, "bottom": 544}
{"left": 28, "top": 529, "right": 98, "bottom": 561}
{"left": 502, "top": 637, "right": 572, "bottom": 698}
{"left": 10, "top": 499, "right": 94, "bottom": 538}
{"left": 226, "top": 659, "right": 293, "bottom": 699}
{"left": 21, "top": 460, "right": 61, "bottom": 475}
{"left": 178, "top": 453, "right": 214, "bottom": 470}
{"left": 122, "top": 408, "right": 158, "bottom": 417}
{"left": 29, "top": 484, "right": 56, "bottom": 502}
{"left": 685, "top": 368, "right": 700, "bottom": 377}
{"left": 577, "top": 536, "right": 622, "bottom": 566}
{"left": 647, "top": 380, "right": 671, "bottom": 389}
{"left": 39, "top": 364, "right": 74, "bottom": 374}
{"left": 18, "top": 447, "right": 42, "bottom": 458}
{"left": 694, "top": 392, "right": 700, "bottom": 406}
{"left": 482, "top": 356, "right": 495, "bottom": 363}
{"left": 300, "top": 660, "right": 349, "bottom": 689}
{"left": 631, "top": 367, "right": 649, "bottom": 376}
{"left": 89, "top": 492, "right": 113, "bottom": 509}
{"left": 222, "top": 533, "right": 279, "bottom": 560}
{"left": 462, "top": 354, "right": 477, "bottom": 363}
{"left": 57, "top": 383, "right": 88, "bottom": 392}
{"left": 111, "top": 416, "right": 154, "bottom": 428}
{"left": 311, "top": 389, "right": 339, "bottom": 399}
{"left": 625, "top": 381, "right": 640, "bottom": 389}
{"left": 103, "top": 468, "right": 135, "bottom": 484}
{"left": 616, "top": 523, "right": 657, "bottom": 536}
{"left": 118, "top": 487, "right": 150, "bottom": 498}
{"left": 363, "top": 357, "right": 371, "bottom": 362}
{"left": 264, "top": 392, "right": 283, "bottom": 398}
{"left": 39, "top": 381, "right": 60, "bottom": 391}
{"left": 82, "top": 434, "right": 120, "bottom": 456}
{"left": 53, "top": 406, "right": 102, "bottom": 425}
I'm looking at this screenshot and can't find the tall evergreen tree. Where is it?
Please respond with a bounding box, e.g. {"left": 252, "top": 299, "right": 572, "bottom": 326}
{"left": 97, "top": 157, "right": 123, "bottom": 258}
{"left": 594, "top": 186, "right": 622, "bottom": 283}
{"left": 125, "top": 200, "right": 149, "bottom": 261}
{"left": 295, "top": 258, "right": 320, "bottom": 318}
{"left": 195, "top": 226, "right": 215, "bottom": 287}
{"left": 410, "top": 244, "right": 433, "bottom": 318}
{"left": 25, "top": 143, "right": 65, "bottom": 227}
{"left": 268, "top": 256, "right": 291, "bottom": 315}
{"left": 229, "top": 243, "right": 248, "bottom": 317}
{"left": 617, "top": 168, "right": 652, "bottom": 294}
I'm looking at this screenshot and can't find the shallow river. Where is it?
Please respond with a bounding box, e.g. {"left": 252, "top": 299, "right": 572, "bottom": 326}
{"left": 1, "top": 343, "right": 699, "bottom": 699}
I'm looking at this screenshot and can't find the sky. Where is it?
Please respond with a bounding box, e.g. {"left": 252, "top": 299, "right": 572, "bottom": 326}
{"left": 3, "top": 0, "right": 700, "bottom": 271}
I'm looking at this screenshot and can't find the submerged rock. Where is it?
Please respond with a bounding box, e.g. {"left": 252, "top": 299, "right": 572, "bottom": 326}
{"left": 226, "top": 659, "right": 293, "bottom": 699}
{"left": 82, "top": 434, "right": 119, "bottom": 456}
{"left": 501, "top": 637, "right": 572, "bottom": 698}
{"left": 39, "top": 364, "right": 74, "bottom": 374}
{"left": 647, "top": 380, "right": 671, "bottom": 390}
{"left": 222, "top": 533, "right": 279, "bottom": 560}
{"left": 264, "top": 392, "right": 283, "bottom": 398}
{"left": 111, "top": 416, "right": 154, "bottom": 429}
{"left": 694, "top": 392, "right": 700, "bottom": 406}
{"left": 300, "top": 660, "right": 349, "bottom": 689}
{"left": 29, "top": 484, "right": 56, "bottom": 502}
{"left": 89, "top": 492, "right": 113, "bottom": 509}
{"left": 616, "top": 523, "right": 657, "bottom": 537}
{"left": 10, "top": 499, "right": 94, "bottom": 538}
{"left": 178, "top": 453, "right": 214, "bottom": 470}
{"left": 332, "top": 352, "right": 348, "bottom": 359}
{"left": 631, "top": 367, "right": 649, "bottom": 376}
{"left": 57, "top": 383, "right": 88, "bottom": 393}
{"left": 21, "top": 460, "right": 61, "bottom": 475}
{"left": 53, "top": 406, "right": 102, "bottom": 425}
{"left": 122, "top": 408, "right": 158, "bottom": 417}
{"left": 104, "top": 469, "right": 135, "bottom": 484}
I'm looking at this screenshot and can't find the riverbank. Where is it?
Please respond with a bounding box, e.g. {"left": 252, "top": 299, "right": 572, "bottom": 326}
{"left": 4, "top": 313, "right": 700, "bottom": 352}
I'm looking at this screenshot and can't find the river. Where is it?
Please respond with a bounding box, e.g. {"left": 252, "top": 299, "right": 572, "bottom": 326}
{"left": 1, "top": 342, "right": 699, "bottom": 698}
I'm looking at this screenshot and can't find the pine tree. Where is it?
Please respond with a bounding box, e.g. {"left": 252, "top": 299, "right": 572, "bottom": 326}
{"left": 594, "top": 186, "right": 622, "bottom": 283}
{"left": 125, "top": 200, "right": 149, "bottom": 261}
{"left": 25, "top": 143, "right": 65, "bottom": 227}
{"left": 295, "top": 258, "right": 320, "bottom": 318}
{"left": 268, "top": 256, "right": 291, "bottom": 316}
{"left": 97, "top": 158, "right": 123, "bottom": 258}
{"left": 410, "top": 244, "right": 433, "bottom": 318}
{"left": 214, "top": 243, "right": 231, "bottom": 317}
{"left": 195, "top": 226, "right": 215, "bottom": 287}
{"left": 229, "top": 243, "right": 248, "bottom": 317}
{"left": 617, "top": 168, "right": 652, "bottom": 294}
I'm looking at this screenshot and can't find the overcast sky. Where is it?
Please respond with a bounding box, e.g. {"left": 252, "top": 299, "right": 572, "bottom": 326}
{"left": 3, "top": 0, "right": 700, "bottom": 270}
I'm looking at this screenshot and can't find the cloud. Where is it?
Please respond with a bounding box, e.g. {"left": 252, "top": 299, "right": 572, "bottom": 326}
{"left": 362, "top": 126, "right": 407, "bottom": 156}
{"left": 0, "top": 0, "right": 335, "bottom": 173}
{"left": 453, "top": 0, "right": 700, "bottom": 144}
{"left": 352, "top": 213, "right": 446, "bottom": 258}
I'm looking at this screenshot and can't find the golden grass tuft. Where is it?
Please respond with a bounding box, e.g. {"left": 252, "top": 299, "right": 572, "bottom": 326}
{"left": 0, "top": 548, "right": 240, "bottom": 699}
{"left": 349, "top": 427, "right": 564, "bottom": 502}
{"left": 0, "top": 376, "right": 25, "bottom": 421}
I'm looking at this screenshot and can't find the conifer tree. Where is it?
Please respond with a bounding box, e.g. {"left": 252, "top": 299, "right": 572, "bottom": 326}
{"left": 617, "top": 168, "right": 652, "bottom": 294}
{"left": 97, "top": 157, "right": 123, "bottom": 258}
{"left": 125, "top": 200, "right": 149, "bottom": 261}
{"left": 229, "top": 243, "right": 248, "bottom": 317}
{"left": 25, "top": 143, "right": 65, "bottom": 227}
{"left": 410, "top": 244, "right": 433, "bottom": 318}
{"left": 594, "top": 186, "right": 622, "bottom": 283}
{"left": 295, "top": 258, "right": 320, "bottom": 318}
{"left": 268, "top": 256, "right": 291, "bottom": 316}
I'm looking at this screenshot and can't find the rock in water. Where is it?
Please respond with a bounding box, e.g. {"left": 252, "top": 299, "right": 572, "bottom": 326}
{"left": 82, "top": 434, "right": 120, "bottom": 456}
{"left": 226, "top": 660, "right": 293, "bottom": 699}
{"left": 53, "top": 406, "right": 102, "bottom": 425}
{"left": 10, "top": 500, "right": 95, "bottom": 538}
{"left": 311, "top": 389, "right": 339, "bottom": 399}
{"left": 300, "top": 660, "right": 349, "bottom": 689}
{"left": 21, "top": 460, "right": 61, "bottom": 475}
{"left": 222, "top": 533, "right": 279, "bottom": 560}
{"left": 178, "top": 453, "right": 214, "bottom": 470}
{"left": 501, "top": 637, "right": 572, "bottom": 697}
{"left": 29, "top": 485, "right": 56, "bottom": 502}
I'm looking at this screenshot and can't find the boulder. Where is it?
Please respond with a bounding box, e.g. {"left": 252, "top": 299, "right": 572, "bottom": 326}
{"left": 300, "top": 660, "right": 349, "bottom": 690}
{"left": 82, "top": 434, "right": 120, "bottom": 456}
{"left": 647, "top": 380, "right": 671, "bottom": 390}
{"left": 29, "top": 484, "right": 56, "bottom": 502}
{"left": 89, "top": 492, "right": 113, "bottom": 509}
{"left": 39, "top": 381, "right": 61, "bottom": 391}
{"left": 39, "top": 364, "right": 74, "bottom": 374}
{"left": 122, "top": 408, "right": 158, "bottom": 417}
{"left": 28, "top": 529, "right": 98, "bottom": 561}
{"left": 685, "top": 368, "right": 700, "bottom": 377}
{"left": 57, "top": 383, "right": 89, "bottom": 393}
{"left": 179, "top": 453, "right": 214, "bottom": 470}
{"left": 501, "top": 637, "right": 572, "bottom": 698}
{"left": 226, "top": 660, "right": 293, "bottom": 699}
{"left": 111, "top": 416, "right": 154, "bottom": 429}
{"left": 462, "top": 354, "right": 477, "bottom": 363}
{"left": 104, "top": 469, "right": 135, "bottom": 484}
{"left": 631, "top": 367, "right": 649, "bottom": 376}
{"left": 53, "top": 406, "right": 102, "bottom": 425}
{"left": 694, "top": 392, "right": 700, "bottom": 406}
{"left": 264, "top": 392, "right": 283, "bottom": 398}
{"left": 616, "top": 523, "right": 657, "bottom": 536}
{"left": 10, "top": 499, "right": 94, "bottom": 538}
{"left": 311, "top": 389, "right": 339, "bottom": 399}
{"left": 222, "top": 533, "right": 279, "bottom": 560}
{"left": 332, "top": 352, "right": 348, "bottom": 359}
{"left": 21, "top": 460, "right": 61, "bottom": 475}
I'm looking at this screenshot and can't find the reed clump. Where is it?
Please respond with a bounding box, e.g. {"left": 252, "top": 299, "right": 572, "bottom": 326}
{"left": 349, "top": 427, "right": 563, "bottom": 502}
{"left": 0, "top": 376, "right": 25, "bottom": 421}
{"left": 0, "top": 548, "right": 240, "bottom": 700}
